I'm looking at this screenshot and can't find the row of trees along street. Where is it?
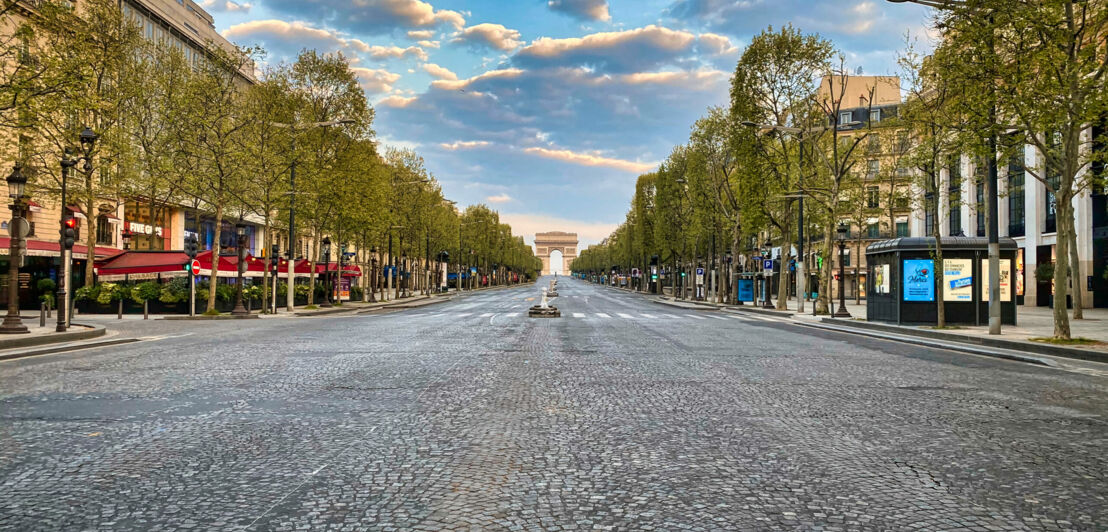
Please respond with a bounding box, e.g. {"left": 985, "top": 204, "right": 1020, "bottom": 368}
{"left": 0, "top": 0, "right": 540, "bottom": 314}
{"left": 574, "top": 0, "right": 1108, "bottom": 340}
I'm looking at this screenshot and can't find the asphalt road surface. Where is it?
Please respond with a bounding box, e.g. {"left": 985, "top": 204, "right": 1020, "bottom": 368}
{"left": 1, "top": 276, "right": 1106, "bottom": 531}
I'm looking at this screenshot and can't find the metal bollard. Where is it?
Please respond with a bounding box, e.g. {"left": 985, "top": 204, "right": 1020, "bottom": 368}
{"left": 143, "top": 300, "right": 149, "bottom": 320}
{"left": 40, "top": 302, "right": 45, "bottom": 327}
{"left": 118, "top": 298, "right": 123, "bottom": 320}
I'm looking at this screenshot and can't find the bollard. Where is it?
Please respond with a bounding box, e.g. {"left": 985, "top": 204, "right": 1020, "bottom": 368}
{"left": 46, "top": 299, "right": 51, "bottom": 319}
{"left": 40, "top": 302, "right": 45, "bottom": 327}
{"left": 143, "top": 300, "right": 149, "bottom": 320}
{"left": 118, "top": 298, "right": 123, "bottom": 320}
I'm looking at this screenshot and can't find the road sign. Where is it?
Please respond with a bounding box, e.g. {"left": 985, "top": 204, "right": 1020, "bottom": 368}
{"left": 185, "top": 259, "right": 201, "bottom": 275}
{"left": 763, "top": 259, "right": 774, "bottom": 271}
{"left": 10, "top": 217, "right": 28, "bottom": 238}
{"left": 695, "top": 267, "right": 705, "bottom": 285}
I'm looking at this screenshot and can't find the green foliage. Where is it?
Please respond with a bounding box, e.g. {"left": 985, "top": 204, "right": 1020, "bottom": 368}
{"left": 159, "top": 277, "right": 190, "bottom": 303}
{"left": 294, "top": 284, "right": 311, "bottom": 298}
{"left": 95, "top": 283, "right": 127, "bottom": 304}
{"left": 202, "top": 308, "right": 221, "bottom": 316}
{"left": 37, "top": 279, "right": 56, "bottom": 306}
{"left": 131, "top": 281, "right": 162, "bottom": 303}
{"left": 75, "top": 285, "right": 98, "bottom": 302}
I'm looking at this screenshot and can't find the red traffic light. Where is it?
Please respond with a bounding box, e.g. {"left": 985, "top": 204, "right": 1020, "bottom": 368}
{"left": 64, "top": 217, "right": 77, "bottom": 228}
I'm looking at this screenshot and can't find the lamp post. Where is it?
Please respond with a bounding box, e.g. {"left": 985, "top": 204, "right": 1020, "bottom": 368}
{"left": 438, "top": 250, "right": 449, "bottom": 293}
{"left": 1, "top": 165, "right": 29, "bottom": 334}
{"left": 270, "top": 120, "right": 353, "bottom": 312}
{"left": 320, "top": 236, "right": 332, "bottom": 308}
{"left": 400, "top": 253, "right": 409, "bottom": 298}
{"left": 54, "top": 126, "right": 98, "bottom": 333}
{"left": 834, "top": 223, "right": 852, "bottom": 318}
{"left": 231, "top": 224, "right": 249, "bottom": 316}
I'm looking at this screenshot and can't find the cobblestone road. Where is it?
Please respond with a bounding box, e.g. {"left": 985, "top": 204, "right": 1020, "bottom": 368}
{"left": 1, "top": 276, "right": 1106, "bottom": 531}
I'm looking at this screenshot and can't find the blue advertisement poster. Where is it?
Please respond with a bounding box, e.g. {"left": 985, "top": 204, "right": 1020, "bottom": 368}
{"left": 737, "top": 279, "right": 754, "bottom": 302}
{"left": 903, "top": 259, "right": 935, "bottom": 302}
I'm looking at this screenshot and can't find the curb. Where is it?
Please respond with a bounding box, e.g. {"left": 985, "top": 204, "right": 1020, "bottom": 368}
{"left": 0, "top": 336, "right": 140, "bottom": 362}
{"left": 817, "top": 319, "right": 1108, "bottom": 364}
{"left": 724, "top": 306, "right": 796, "bottom": 318}
{"left": 161, "top": 314, "right": 262, "bottom": 320}
{"left": 0, "top": 323, "right": 106, "bottom": 351}
{"left": 651, "top": 298, "right": 719, "bottom": 311}
{"left": 792, "top": 320, "right": 1056, "bottom": 367}
{"left": 379, "top": 296, "right": 453, "bottom": 310}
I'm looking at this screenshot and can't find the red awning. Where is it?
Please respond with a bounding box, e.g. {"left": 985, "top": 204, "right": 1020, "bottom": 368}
{"left": 96, "top": 250, "right": 189, "bottom": 278}
{"left": 0, "top": 237, "right": 122, "bottom": 260}
{"left": 318, "top": 262, "right": 362, "bottom": 277}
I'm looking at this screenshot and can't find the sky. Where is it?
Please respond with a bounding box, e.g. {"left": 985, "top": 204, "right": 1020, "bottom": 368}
{"left": 203, "top": 0, "right": 934, "bottom": 247}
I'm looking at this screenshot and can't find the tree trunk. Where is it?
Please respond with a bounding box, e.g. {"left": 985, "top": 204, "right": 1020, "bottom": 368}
{"left": 262, "top": 217, "right": 271, "bottom": 313}
{"left": 207, "top": 204, "right": 224, "bottom": 313}
{"left": 307, "top": 233, "right": 317, "bottom": 306}
{"left": 934, "top": 238, "right": 945, "bottom": 329}
{"left": 1053, "top": 196, "right": 1073, "bottom": 339}
{"left": 776, "top": 246, "right": 790, "bottom": 311}
{"left": 855, "top": 236, "right": 863, "bottom": 305}
{"left": 83, "top": 189, "right": 97, "bottom": 286}
{"left": 1066, "top": 210, "right": 1083, "bottom": 319}
{"left": 815, "top": 226, "right": 833, "bottom": 314}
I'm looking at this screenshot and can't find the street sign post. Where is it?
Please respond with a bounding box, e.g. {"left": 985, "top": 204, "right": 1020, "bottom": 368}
{"left": 695, "top": 267, "right": 705, "bottom": 285}
{"left": 763, "top": 259, "right": 774, "bottom": 271}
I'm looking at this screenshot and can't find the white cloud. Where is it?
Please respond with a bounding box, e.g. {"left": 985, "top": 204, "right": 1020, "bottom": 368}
{"left": 617, "top": 69, "right": 727, "bottom": 86}
{"left": 407, "top": 30, "right": 435, "bottom": 40}
{"left": 430, "top": 68, "right": 524, "bottom": 91}
{"left": 440, "top": 140, "right": 490, "bottom": 150}
{"left": 698, "top": 33, "right": 738, "bottom": 55}
{"left": 366, "top": 45, "right": 428, "bottom": 61}
{"left": 452, "top": 23, "right": 523, "bottom": 52}
{"left": 422, "top": 62, "right": 458, "bottom": 81}
{"left": 547, "top": 0, "right": 611, "bottom": 22}
{"left": 351, "top": 67, "right": 402, "bottom": 93}
{"left": 522, "top": 146, "right": 656, "bottom": 173}
{"left": 199, "top": 0, "right": 251, "bottom": 12}
{"left": 486, "top": 193, "right": 512, "bottom": 203}
{"left": 379, "top": 95, "right": 418, "bottom": 107}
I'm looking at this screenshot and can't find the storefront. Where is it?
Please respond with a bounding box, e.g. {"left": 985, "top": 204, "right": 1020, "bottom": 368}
{"left": 184, "top": 212, "right": 258, "bottom": 255}
{"left": 123, "top": 201, "right": 172, "bottom": 250}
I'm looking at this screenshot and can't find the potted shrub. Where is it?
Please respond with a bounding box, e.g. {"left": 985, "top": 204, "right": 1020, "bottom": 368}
{"left": 36, "top": 278, "right": 56, "bottom": 312}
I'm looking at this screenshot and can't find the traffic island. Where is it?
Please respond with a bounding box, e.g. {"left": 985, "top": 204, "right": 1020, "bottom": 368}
{"left": 528, "top": 287, "right": 561, "bottom": 318}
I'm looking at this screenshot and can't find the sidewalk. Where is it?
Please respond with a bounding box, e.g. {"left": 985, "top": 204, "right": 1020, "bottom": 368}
{"left": 599, "top": 281, "right": 1108, "bottom": 364}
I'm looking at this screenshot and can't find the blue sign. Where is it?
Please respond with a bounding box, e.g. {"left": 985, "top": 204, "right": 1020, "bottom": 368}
{"left": 696, "top": 267, "right": 704, "bottom": 275}
{"left": 737, "top": 279, "right": 754, "bottom": 302}
{"left": 763, "top": 259, "right": 774, "bottom": 270}
{"left": 903, "top": 259, "right": 935, "bottom": 302}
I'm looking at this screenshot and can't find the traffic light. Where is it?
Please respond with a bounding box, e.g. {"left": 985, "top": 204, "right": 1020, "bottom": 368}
{"left": 62, "top": 217, "right": 77, "bottom": 250}
{"left": 184, "top": 235, "right": 199, "bottom": 259}
{"left": 270, "top": 244, "right": 280, "bottom": 266}
{"left": 650, "top": 254, "right": 659, "bottom": 266}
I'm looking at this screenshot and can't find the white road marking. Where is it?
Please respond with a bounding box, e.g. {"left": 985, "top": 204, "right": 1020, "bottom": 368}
{"left": 640, "top": 313, "right": 657, "bottom": 319}
{"left": 706, "top": 315, "right": 729, "bottom": 320}
{"left": 456, "top": 313, "right": 471, "bottom": 318}
{"left": 617, "top": 313, "right": 635, "bottom": 319}
{"left": 573, "top": 313, "right": 585, "bottom": 318}
{"left": 727, "top": 314, "right": 752, "bottom": 321}
{"left": 480, "top": 313, "right": 493, "bottom": 317}
{"left": 595, "top": 313, "right": 611, "bottom": 319}
{"left": 685, "top": 314, "right": 707, "bottom": 320}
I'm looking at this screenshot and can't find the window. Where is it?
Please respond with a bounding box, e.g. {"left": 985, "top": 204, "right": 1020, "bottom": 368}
{"left": 925, "top": 192, "right": 935, "bottom": 236}
{"left": 948, "top": 158, "right": 962, "bottom": 236}
{"left": 96, "top": 215, "right": 114, "bottom": 246}
{"left": 1008, "top": 148, "right": 1025, "bottom": 237}
{"left": 870, "top": 109, "right": 881, "bottom": 123}
{"left": 894, "top": 195, "right": 909, "bottom": 209}
{"left": 867, "top": 223, "right": 880, "bottom": 239}
{"left": 841, "top": 248, "right": 851, "bottom": 267}
{"left": 839, "top": 111, "right": 852, "bottom": 125}
{"left": 976, "top": 181, "right": 986, "bottom": 237}
{"left": 896, "top": 220, "right": 909, "bottom": 237}
{"left": 866, "top": 186, "right": 879, "bottom": 208}
{"left": 867, "top": 159, "right": 880, "bottom": 177}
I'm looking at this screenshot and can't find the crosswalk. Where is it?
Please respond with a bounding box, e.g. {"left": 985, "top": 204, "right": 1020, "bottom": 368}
{"left": 408, "top": 310, "right": 787, "bottom": 324}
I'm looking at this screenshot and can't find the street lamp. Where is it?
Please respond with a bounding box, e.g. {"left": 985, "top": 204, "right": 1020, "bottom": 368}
{"left": 270, "top": 119, "right": 353, "bottom": 312}
{"left": 1, "top": 165, "right": 29, "bottom": 334}
{"left": 437, "top": 250, "right": 449, "bottom": 293}
{"left": 231, "top": 224, "right": 250, "bottom": 316}
{"left": 834, "top": 223, "right": 852, "bottom": 318}
{"left": 55, "top": 126, "right": 98, "bottom": 333}
{"left": 400, "top": 252, "right": 409, "bottom": 297}
{"left": 320, "top": 236, "right": 332, "bottom": 307}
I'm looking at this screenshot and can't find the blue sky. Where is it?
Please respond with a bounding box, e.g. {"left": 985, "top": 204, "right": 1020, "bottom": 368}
{"left": 204, "top": 0, "right": 934, "bottom": 246}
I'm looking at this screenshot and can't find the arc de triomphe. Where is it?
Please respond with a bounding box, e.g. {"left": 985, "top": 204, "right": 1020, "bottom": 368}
{"left": 534, "top": 232, "right": 578, "bottom": 275}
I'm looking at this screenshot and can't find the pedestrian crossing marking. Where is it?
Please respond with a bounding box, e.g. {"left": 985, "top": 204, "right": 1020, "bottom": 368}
{"left": 573, "top": 313, "right": 585, "bottom": 318}
{"left": 595, "top": 313, "right": 611, "bottom": 318}
{"left": 456, "top": 313, "right": 471, "bottom": 317}
{"left": 640, "top": 313, "right": 657, "bottom": 319}
{"left": 617, "top": 313, "right": 635, "bottom": 319}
